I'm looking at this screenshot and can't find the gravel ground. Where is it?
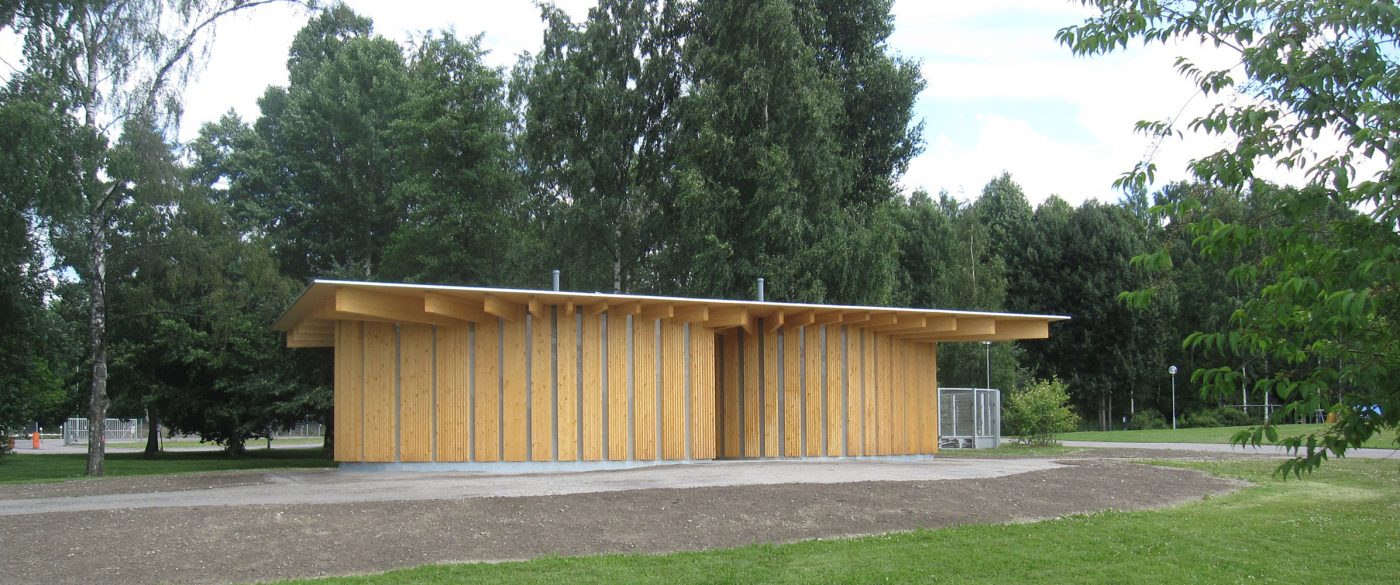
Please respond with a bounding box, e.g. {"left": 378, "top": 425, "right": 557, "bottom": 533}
{"left": 0, "top": 453, "right": 1243, "bottom": 585}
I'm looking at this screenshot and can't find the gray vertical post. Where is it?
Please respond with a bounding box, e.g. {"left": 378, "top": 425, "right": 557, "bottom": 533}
{"left": 757, "top": 278, "right": 765, "bottom": 302}
{"left": 552, "top": 269, "right": 561, "bottom": 292}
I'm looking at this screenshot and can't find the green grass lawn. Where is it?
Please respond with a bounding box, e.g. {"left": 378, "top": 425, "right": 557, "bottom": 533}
{"left": 1057, "top": 423, "right": 1399, "bottom": 449}
{"left": 0, "top": 448, "right": 335, "bottom": 484}
{"left": 105, "top": 437, "right": 326, "bottom": 449}
{"left": 270, "top": 458, "right": 1398, "bottom": 585}
{"left": 935, "top": 443, "right": 1080, "bottom": 458}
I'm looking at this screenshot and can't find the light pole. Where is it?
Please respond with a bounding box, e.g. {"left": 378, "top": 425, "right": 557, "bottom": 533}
{"left": 982, "top": 341, "right": 991, "bottom": 389}
{"left": 1169, "top": 365, "right": 1179, "bottom": 430}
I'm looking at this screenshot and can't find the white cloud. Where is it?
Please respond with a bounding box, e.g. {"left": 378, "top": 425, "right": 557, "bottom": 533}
{"left": 179, "top": 1, "right": 596, "bottom": 141}
{"left": 889, "top": 0, "right": 1253, "bottom": 207}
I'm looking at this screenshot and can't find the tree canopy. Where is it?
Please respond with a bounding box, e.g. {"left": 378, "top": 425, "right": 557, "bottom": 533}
{"left": 3, "top": 0, "right": 1391, "bottom": 476}
{"left": 1060, "top": 0, "right": 1400, "bottom": 472}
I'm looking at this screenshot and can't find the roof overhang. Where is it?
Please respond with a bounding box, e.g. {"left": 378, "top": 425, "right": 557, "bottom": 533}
{"left": 272, "top": 280, "right": 1070, "bottom": 348}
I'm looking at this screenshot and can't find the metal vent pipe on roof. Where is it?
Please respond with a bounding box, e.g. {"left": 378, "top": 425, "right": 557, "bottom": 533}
{"left": 757, "top": 278, "right": 765, "bottom": 302}
{"left": 552, "top": 269, "right": 560, "bottom": 292}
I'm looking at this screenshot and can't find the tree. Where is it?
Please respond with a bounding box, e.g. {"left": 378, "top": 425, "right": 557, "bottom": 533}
{"left": 895, "top": 188, "right": 1027, "bottom": 391}
{"left": 0, "top": 81, "right": 83, "bottom": 443}
{"left": 513, "top": 0, "right": 680, "bottom": 293}
{"left": 654, "top": 0, "right": 918, "bottom": 304}
{"left": 1013, "top": 196, "right": 1170, "bottom": 429}
{"left": 1005, "top": 378, "right": 1079, "bottom": 446}
{"left": 7, "top": 0, "right": 299, "bottom": 475}
{"left": 250, "top": 4, "right": 408, "bottom": 281}
{"left": 383, "top": 32, "right": 533, "bottom": 286}
{"left": 104, "top": 115, "right": 323, "bottom": 456}
{"left": 1061, "top": 0, "right": 1400, "bottom": 472}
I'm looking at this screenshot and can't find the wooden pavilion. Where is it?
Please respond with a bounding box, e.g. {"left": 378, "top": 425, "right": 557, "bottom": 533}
{"left": 273, "top": 280, "right": 1067, "bottom": 467}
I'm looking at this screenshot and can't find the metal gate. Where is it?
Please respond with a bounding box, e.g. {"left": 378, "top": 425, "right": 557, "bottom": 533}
{"left": 63, "top": 418, "right": 143, "bottom": 445}
{"left": 938, "top": 388, "right": 1000, "bottom": 449}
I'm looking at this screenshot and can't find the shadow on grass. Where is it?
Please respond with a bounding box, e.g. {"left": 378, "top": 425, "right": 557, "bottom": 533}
{"left": 0, "top": 448, "right": 335, "bottom": 484}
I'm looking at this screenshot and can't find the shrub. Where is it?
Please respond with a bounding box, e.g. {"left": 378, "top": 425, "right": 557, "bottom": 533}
{"left": 1130, "top": 409, "right": 1168, "bottom": 430}
{"left": 1213, "top": 407, "right": 1256, "bottom": 427}
{"left": 0, "top": 429, "right": 12, "bottom": 462}
{"left": 1183, "top": 407, "right": 1257, "bottom": 428}
{"left": 1183, "top": 410, "right": 1221, "bottom": 428}
{"left": 1005, "top": 378, "right": 1079, "bottom": 446}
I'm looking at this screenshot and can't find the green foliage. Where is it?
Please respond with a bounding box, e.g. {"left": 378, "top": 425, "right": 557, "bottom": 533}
{"left": 1005, "top": 378, "right": 1079, "bottom": 446}
{"left": 1008, "top": 194, "right": 1172, "bottom": 428}
{"left": 1062, "top": 0, "right": 1400, "bottom": 473}
{"left": 1129, "top": 408, "right": 1168, "bottom": 430}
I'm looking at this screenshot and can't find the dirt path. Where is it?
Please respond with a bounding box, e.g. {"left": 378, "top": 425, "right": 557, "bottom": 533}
{"left": 0, "top": 457, "right": 1241, "bottom": 585}
{"left": 0, "top": 458, "right": 1060, "bottom": 513}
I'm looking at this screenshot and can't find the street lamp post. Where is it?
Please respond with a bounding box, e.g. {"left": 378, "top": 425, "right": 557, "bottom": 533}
{"left": 982, "top": 341, "right": 991, "bottom": 389}
{"left": 1169, "top": 365, "right": 1179, "bottom": 430}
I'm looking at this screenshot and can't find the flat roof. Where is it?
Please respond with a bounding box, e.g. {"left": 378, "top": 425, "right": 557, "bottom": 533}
{"left": 273, "top": 279, "right": 1069, "bottom": 347}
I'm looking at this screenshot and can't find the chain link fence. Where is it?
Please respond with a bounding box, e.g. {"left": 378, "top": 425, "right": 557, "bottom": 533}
{"left": 63, "top": 418, "right": 325, "bottom": 445}
{"left": 938, "top": 388, "right": 1001, "bottom": 449}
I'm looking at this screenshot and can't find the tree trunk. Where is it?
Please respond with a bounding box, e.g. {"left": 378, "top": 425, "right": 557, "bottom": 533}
{"left": 226, "top": 436, "right": 246, "bottom": 457}
{"left": 323, "top": 413, "right": 334, "bottom": 457}
{"left": 85, "top": 208, "right": 109, "bottom": 476}
{"left": 80, "top": 9, "right": 109, "bottom": 478}
{"left": 143, "top": 409, "right": 160, "bottom": 458}
{"left": 612, "top": 225, "right": 623, "bottom": 293}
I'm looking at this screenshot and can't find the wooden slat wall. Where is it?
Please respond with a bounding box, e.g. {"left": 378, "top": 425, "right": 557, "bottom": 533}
{"left": 896, "top": 336, "right": 906, "bottom": 455}
{"left": 862, "top": 329, "right": 876, "bottom": 455}
{"left": 660, "top": 320, "right": 685, "bottom": 459}
{"left": 329, "top": 302, "right": 944, "bottom": 465}
{"left": 634, "top": 318, "right": 657, "bottom": 460}
{"left": 690, "top": 324, "right": 716, "bottom": 460}
{"left": 556, "top": 313, "right": 578, "bottom": 461}
{"left": 474, "top": 319, "right": 500, "bottom": 462}
{"left": 803, "top": 326, "right": 821, "bottom": 456}
{"left": 825, "top": 327, "right": 842, "bottom": 456}
{"left": 906, "top": 341, "right": 921, "bottom": 454}
{"left": 581, "top": 313, "right": 603, "bottom": 461}
{"left": 879, "top": 333, "right": 894, "bottom": 455}
{"left": 501, "top": 318, "right": 527, "bottom": 462}
{"left": 926, "top": 344, "right": 939, "bottom": 452}
{"left": 333, "top": 321, "right": 363, "bottom": 462}
{"left": 846, "top": 327, "right": 861, "bottom": 456}
{"left": 531, "top": 315, "right": 552, "bottom": 461}
{"left": 436, "top": 326, "right": 469, "bottom": 461}
{"left": 398, "top": 324, "right": 433, "bottom": 462}
{"left": 782, "top": 327, "right": 801, "bottom": 457}
{"left": 362, "top": 322, "right": 396, "bottom": 462}
{"left": 742, "top": 330, "right": 760, "bottom": 457}
{"left": 720, "top": 331, "right": 739, "bottom": 458}
{"left": 607, "top": 314, "right": 629, "bottom": 460}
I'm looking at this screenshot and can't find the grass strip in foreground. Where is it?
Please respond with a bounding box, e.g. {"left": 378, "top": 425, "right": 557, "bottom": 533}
{"left": 933, "top": 444, "right": 1079, "bottom": 458}
{"left": 1058, "top": 423, "right": 1398, "bottom": 448}
{"left": 273, "top": 458, "right": 1398, "bottom": 584}
{"left": 0, "top": 448, "right": 334, "bottom": 484}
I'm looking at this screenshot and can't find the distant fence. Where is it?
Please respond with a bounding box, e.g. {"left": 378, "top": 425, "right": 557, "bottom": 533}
{"left": 64, "top": 418, "right": 143, "bottom": 444}
{"left": 938, "top": 387, "right": 1001, "bottom": 449}
{"left": 63, "top": 418, "right": 325, "bottom": 445}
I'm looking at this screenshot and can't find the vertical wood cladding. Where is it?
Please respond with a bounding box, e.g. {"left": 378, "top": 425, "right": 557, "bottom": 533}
{"left": 333, "top": 306, "right": 940, "bottom": 463}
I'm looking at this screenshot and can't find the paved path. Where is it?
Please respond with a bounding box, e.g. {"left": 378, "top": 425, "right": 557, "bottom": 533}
{"left": 1061, "top": 440, "right": 1399, "bottom": 459}
{"left": 0, "top": 458, "right": 1061, "bottom": 516}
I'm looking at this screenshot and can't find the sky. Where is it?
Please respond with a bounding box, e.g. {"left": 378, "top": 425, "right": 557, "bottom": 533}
{"left": 7, "top": 0, "right": 1252, "bottom": 208}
